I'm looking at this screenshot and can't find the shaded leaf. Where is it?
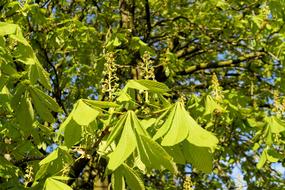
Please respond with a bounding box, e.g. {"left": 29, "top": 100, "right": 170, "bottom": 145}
{"left": 16, "top": 97, "right": 34, "bottom": 130}
{"left": 121, "top": 164, "right": 144, "bottom": 190}
{"left": 64, "top": 119, "right": 82, "bottom": 148}
{"left": 182, "top": 141, "right": 213, "bottom": 173}
{"left": 136, "top": 134, "right": 177, "bottom": 173}
{"left": 111, "top": 169, "right": 125, "bottom": 190}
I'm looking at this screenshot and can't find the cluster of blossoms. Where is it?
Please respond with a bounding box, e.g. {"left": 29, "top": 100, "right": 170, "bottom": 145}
{"left": 138, "top": 51, "right": 155, "bottom": 80}
{"left": 101, "top": 52, "right": 119, "bottom": 101}
{"left": 210, "top": 73, "right": 224, "bottom": 102}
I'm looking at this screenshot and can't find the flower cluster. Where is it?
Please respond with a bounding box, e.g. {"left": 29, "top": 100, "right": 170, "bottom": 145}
{"left": 183, "top": 176, "right": 193, "bottom": 190}
{"left": 138, "top": 51, "right": 155, "bottom": 80}
{"left": 210, "top": 73, "right": 224, "bottom": 102}
{"left": 101, "top": 52, "right": 119, "bottom": 100}
{"left": 273, "top": 90, "right": 285, "bottom": 116}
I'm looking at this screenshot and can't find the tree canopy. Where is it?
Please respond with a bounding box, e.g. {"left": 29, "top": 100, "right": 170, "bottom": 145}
{"left": 0, "top": 0, "right": 285, "bottom": 189}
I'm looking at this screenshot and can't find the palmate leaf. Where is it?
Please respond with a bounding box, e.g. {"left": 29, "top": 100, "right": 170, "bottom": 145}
{"left": 126, "top": 80, "right": 170, "bottom": 93}
{"left": 58, "top": 99, "right": 101, "bottom": 147}
{"left": 153, "top": 102, "right": 218, "bottom": 149}
{"left": 129, "top": 111, "right": 176, "bottom": 173}
{"left": 106, "top": 111, "right": 176, "bottom": 173}
{"left": 0, "top": 22, "right": 52, "bottom": 90}
{"left": 152, "top": 101, "right": 218, "bottom": 173}
{"left": 153, "top": 102, "right": 218, "bottom": 150}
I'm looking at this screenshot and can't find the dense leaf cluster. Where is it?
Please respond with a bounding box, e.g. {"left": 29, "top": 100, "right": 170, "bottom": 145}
{"left": 0, "top": 0, "right": 285, "bottom": 189}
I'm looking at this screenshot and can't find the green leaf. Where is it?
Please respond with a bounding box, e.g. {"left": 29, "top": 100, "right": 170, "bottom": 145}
{"left": 160, "top": 103, "right": 190, "bottom": 146}
{"left": 107, "top": 113, "right": 137, "bottom": 171}
{"left": 113, "top": 37, "right": 121, "bottom": 47}
{"left": 153, "top": 102, "right": 218, "bottom": 149}
{"left": 50, "top": 176, "right": 71, "bottom": 181}
{"left": 129, "top": 111, "right": 149, "bottom": 136}
{"left": 121, "top": 164, "right": 145, "bottom": 190}
{"left": 182, "top": 141, "right": 213, "bottom": 173}
{"left": 39, "top": 149, "right": 58, "bottom": 166}
{"left": 0, "top": 75, "right": 9, "bottom": 91}
{"left": 266, "top": 116, "right": 285, "bottom": 134}
{"left": 127, "top": 80, "right": 170, "bottom": 93}
{"left": 16, "top": 97, "right": 34, "bottom": 130}
{"left": 11, "top": 83, "right": 26, "bottom": 110}
{"left": 204, "top": 95, "right": 225, "bottom": 115}
{"left": 136, "top": 134, "right": 177, "bottom": 173}
{"left": 64, "top": 119, "right": 82, "bottom": 148}
{"left": 0, "top": 157, "right": 19, "bottom": 179}
{"left": 0, "top": 22, "right": 18, "bottom": 36}
{"left": 29, "top": 86, "right": 61, "bottom": 112}
{"left": 117, "top": 91, "right": 132, "bottom": 102}
{"left": 266, "top": 149, "right": 283, "bottom": 163}
{"left": 29, "top": 88, "right": 55, "bottom": 123}
{"left": 140, "top": 118, "right": 156, "bottom": 130}
{"left": 164, "top": 145, "right": 186, "bottom": 164}
{"left": 44, "top": 177, "right": 72, "bottom": 190}
{"left": 72, "top": 100, "right": 100, "bottom": 126}
{"left": 29, "top": 62, "right": 52, "bottom": 91}
{"left": 82, "top": 99, "right": 119, "bottom": 108}
{"left": 153, "top": 106, "right": 175, "bottom": 140}
{"left": 58, "top": 99, "right": 100, "bottom": 137}
{"left": 28, "top": 64, "right": 39, "bottom": 85}
{"left": 112, "top": 169, "right": 125, "bottom": 190}
{"left": 187, "top": 116, "right": 218, "bottom": 151}
{"left": 104, "top": 114, "right": 127, "bottom": 150}
{"left": 257, "top": 149, "right": 267, "bottom": 169}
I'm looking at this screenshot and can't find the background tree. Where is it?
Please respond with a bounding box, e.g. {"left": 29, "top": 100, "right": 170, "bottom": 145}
{"left": 0, "top": 0, "right": 284, "bottom": 189}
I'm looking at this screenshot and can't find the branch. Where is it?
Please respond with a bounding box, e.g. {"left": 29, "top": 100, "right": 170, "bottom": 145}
{"left": 12, "top": 156, "right": 46, "bottom": 167}
{"left": 144, "top": 0, "right": 151, "bottom": 40}
{"left": 177, "top": 52, "right": 265, "bottom": 75}
{"left": 152, "top": 16, "right": 190, "bottom": 28}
